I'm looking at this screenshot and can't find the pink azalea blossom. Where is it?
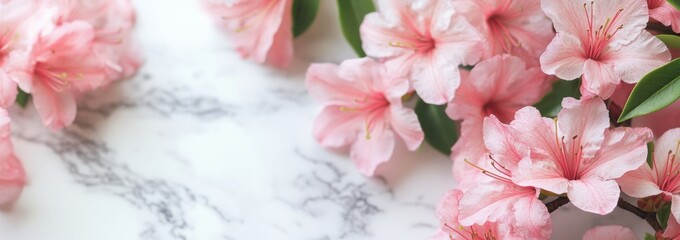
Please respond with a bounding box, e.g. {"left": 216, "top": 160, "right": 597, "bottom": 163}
{"left": 446, "top": 55, "right": 551, "bottom": 189}
{"left": 582, "top": 225, "right": 638, "bottom": 240}
{"left": 203, "top": 0, "right": 293, "bottom": 68}
{"left": 0, "top": 108, "right": 25, "bottom": 207}
{"left": 455, "top": 114, "right": 552, "bottom": 239}
{"left": 0, "top": 1, "right": 35, "bottom": 107}
{"left": 501, "top": 97, "right": 652, "bottom": 214}
{"left": 664, "top": 214, "right": 680, "bottom": 239}
{"left": 52, "top": 0, "right": 141, "bottom": 84}
{"left": 618, "top": 128, "right": 680, "bottom": 223}
{"left": 456, "top": 0, "right": 554, "bottom": 64}
{"left": 360, "top": 0, "right": 483, "bottom": 104}
{"left": 611, "top": 83, "right": 680, "bottom": 137}
{"left": 648, "top": 0, "right": 680, "bottom": 33}
{"left": 540, "top": 0, "right": 671, "bottom": 98}
{"left": 434, "top": 189, "right": 518, "bottom": 240}
{"left": 306, "top": 58, "right": 424, "bottom": 176}
{"left": 11, "top": 13, "right": 106, "bottom": 130}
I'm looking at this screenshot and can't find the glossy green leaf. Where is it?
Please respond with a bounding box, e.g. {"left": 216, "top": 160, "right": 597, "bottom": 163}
{"left": 336, "top": 0, "right": 375, "bottom": 57}
{"left": 415, "top": 100, "right": 459, "bottom": 155}
{"left": 668, "top": 0, "right": 680, "bottom": 11}
{"left": 647, "top": 141, "right": 655, "bottom": 168}
{"left": 645, "top": 233, "right": 656, "bottom": 240}
{"left": 659, "top": 203, "right": 672, "bottom": 229}
{"left": 15, "top": 88, "right": 30, "bottom": 108}
{"left": 292, "top": 0, "right": 321, "bottom": 37}
{"left": 534, "top": 79, "right": 581, "bottom": 117}
{"left": 618, "top": 58, "right": 680, "bottom": 122}
{"left": 657, "top": 34, "right": 680, "bottom": 49}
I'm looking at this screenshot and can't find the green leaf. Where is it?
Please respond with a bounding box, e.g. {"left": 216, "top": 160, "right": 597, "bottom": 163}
{"left": 659, "top": 203, "right": 672, "bottom": 229}
{"left": 415, "top": 100, "right": 459, "bottom": 155}
{"left": 657, "top": 34, "right": 680, "bottom": 49}
{"left": 645, "top": 233, "right": 656, "bottom": 240}
{"left": 647, "top": 141, "right": 655, "bottom": 168}
{"left": 292, "top": 0, "right": 321, "bottom": 37}
{"left": 618, "top": 58, "right": 680, "bottom": 122}
{"left": 15, "top": 88, "right": 30, "bottom": 108}
{"left": 533, "top": 79, "right": 581, "bottom": 117}
{"left": 336, "top": 0, "right": 375, "bottom": 57}
{"left": 668, "top": 0, "right": 680, "bottom": 11}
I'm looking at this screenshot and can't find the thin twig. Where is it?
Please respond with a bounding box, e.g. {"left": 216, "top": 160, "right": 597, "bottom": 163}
{"left": 617, "top": 198, "right": 662, "bottom": 232}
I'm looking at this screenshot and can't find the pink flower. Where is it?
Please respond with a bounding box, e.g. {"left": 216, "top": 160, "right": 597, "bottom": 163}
{"left": 456, "top": 0, "right": 554, "bottom": 64}
{"left": 582, "top": 225, "right": 638, "bottom": 240}
{"left": 306, "top": 58, "right": 424, "bottom": 176}
{"left": 454, "top": 114, "right": 552, "bottom": 239}
{"left": 618, "top": 128, "right": 680, "bottom": 222}
{"left": 648, "top": 0, "right": 680, "bottom": 33}
{"left": 446, "top": 55, "right": 551, "bottom": 188}
{"left": 203, "top": 0, "right": 293, "bottom": 68}
{"left": 53, "top": 0, "right": 141, "bottom": 83}
{"left": 0, "top": 108, "right": 25, "bottom": 207}
{"left": 0, "top": 1, "right": 36, "bottom": 107}
{"left": 12, "top": 14, "right": 106, "bottom": 129}
{"left": 360, "top": 0, "right": 483, "bottom": 104}
{"left": 611, "top": 83, "right": 680, "bottom": 137}
{"left": 504, "top": 97, "right": 652, "bottom": 214}
{"left": 434, "top": 190, "right": 517, "bottom": 240}
{"left": 540, "top": 0, "right": 671, "bottom": 99}
{"left": 664, "top": 214, "right": 680, "bottom": 239}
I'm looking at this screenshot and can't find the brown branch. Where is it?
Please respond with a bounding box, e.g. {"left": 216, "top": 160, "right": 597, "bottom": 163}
{"left": 546, "top": 197, "right": 570, "bottom": 213}
{"left": 617, "top": 198, "right": 663, "bottom": 232}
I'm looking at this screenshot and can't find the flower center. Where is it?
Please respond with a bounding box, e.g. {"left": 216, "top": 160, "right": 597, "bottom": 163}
{"left": 653, "top": 140, "right": 680, "bottom": 193}
{"left": 339, "top": 94, "right": 390, "bottom": 140}
{"left": 465, "top": 155, "right": 512, "bottom": 183}
{"left": 34, "top": 61, "right": 83, "bottom": 93}
{"left": 582, "top": 1, "right": 624, "bottom": 60}
{"left": 553, "top": 118, "right": 585, "bottom": 180}
{"left": 389, "top": 36, "right": 435, "bottom": 53}
{"left": 486, "top": 0, "right": 519, "bottom": 54}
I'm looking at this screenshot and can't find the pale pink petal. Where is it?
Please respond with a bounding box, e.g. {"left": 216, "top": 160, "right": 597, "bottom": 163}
{"left": 557, "top": 97, "right": 610, "bottom": 159}
{"left": 388, "top": 106, "right": 423, "bottom": 151}
{"left": 446, "top": 70, "right": 482, "bottom": 121}
{"left": 607, "top": 31, "right": 671, "bottom": 84}
{"left": 261, "top": 0, "right": 293, "bottom": 68}
{"left": 509, "top": 107, "right": 561, "bottom": 162}
{"left": 514, "top": 157, "right": 570, "bottom": 194}
{"left": 568, "top": 178, "right": 620, "bottom": 215}
{"left": 665, "top": 214, "right": 680, "bottom": 239}
{"left": 350, "top": 120, "right": 395, "bottom": 176}
{"left": 436, "top": 189, "right": 463, "bottom": 229}
{"left": 582, "top": 127, "right": 652, "bottom": 180}
{"left": 0, "top": 71, "right": 17, "bottom": 107}
{"left": 582, "top": 59, "right": 619, "bottom": 99}
{"left": 649, "top": 0, "right": 680, "bottom": 33}
{"left": 431, "top": 15, "right": 483, "bottom": 66}
{"left": 31, "top": 80, "right": 77, "bottom": 130}
{"left": 410, "top": 51, "right": 461, "bottom": 105}
{"left": 673, "top": 195, "right": 680, "bottom": 224}
{"left": 540, "top": 33, "right": 585, "bottom": 80}
{"left": 312, "top": 106, "right": 362, "bottom": 148}
{"left": 618, "top": 167, "right": 664, "bottom": 198}
{"left": 653, "top": 128, "right": 680, "bottom": 169}
{"left": 0, "top": 109, "right": 24, "bottom": 207}
{"left": 305, "top": 63, "right": 363, "bottom": 105}
{"left": 582, "top": 225, "right": 637, "bottom": 240}
{"left": 483, "top": 115, "right": 529, "bottom": 170}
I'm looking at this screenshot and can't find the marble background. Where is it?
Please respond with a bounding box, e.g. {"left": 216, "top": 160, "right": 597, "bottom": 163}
{"left": 0, "top": 0, "right": 655, "bottom": 239}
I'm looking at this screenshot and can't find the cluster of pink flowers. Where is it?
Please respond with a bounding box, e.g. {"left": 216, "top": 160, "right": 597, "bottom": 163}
{"left": 203, "top": 0, "right": 680, "bottom": 237}
{"left": 0, "top": 0, "right": 140, "bottom": 207}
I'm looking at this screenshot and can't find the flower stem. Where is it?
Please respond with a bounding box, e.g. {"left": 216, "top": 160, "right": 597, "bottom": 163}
{"left": 546, "top": 197, "right": 570, "bottom": 213}
{"left": 617, "top": 198, "right": 662, "bottom": 232}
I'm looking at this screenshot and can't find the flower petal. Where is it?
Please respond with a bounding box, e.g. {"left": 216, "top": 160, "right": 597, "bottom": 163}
{"left": 32, "top": 80, "right": 77, "bottom": 130}
{"left": 568, "top": 178, "right": 620, "bottom": 215}
{"left": 558, "top": 97, "right": 609, "bottom": 159}
{"left": 607, "top": 31, "right": 671, "bottom": 84}
{"left": 410, "top": 51, "right": 461, "bottom": 104}
{"left": 582, "top": 225, "right": 637, "bottom": 240}
{"left": 583, "top": 127, "right": 652, "bottom": 180}
{"left": 312, "top": 106, "right": 362, "bottom": 148}
{"left": 388, "top": 106, "right": 424, "bottom": 151}
{"left": 581, "top": 59, "right": 619, "bottom": 99}
{"left": 540, "top": 33, "right": 585, "bottom": 80}
{"left": 617, "top": 167, "right": 664, "bottom": 198}
{"left": 350, "top": 120, "right": 395, "bottom": 176}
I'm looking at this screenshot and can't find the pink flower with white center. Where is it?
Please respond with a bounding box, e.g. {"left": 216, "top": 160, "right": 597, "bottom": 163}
{"left": 446, "top": 55, "right": 551, "bottom": 189}
{"left": 618, "top": 128, "right": 680, "bottom": 223}
{"left": 506, "top": 97, "right": 652, "bottom": 214}
{"left": 454, "top": 115, "right": 552, "bottom": 240}
{"left": 611, "top": 83, "right": 680, "bottom": 137}
{"left": 434, "top": 190, "right": 519, "bottom": 240}
{"left": 540, "top": 0, "right": 671, "bottom": 99}
{"left": 582, "top": 225, "right": 637, "bottom": 240}
{"left": 306, "top": 58, "right": 424, "bottom": 176}
{"left": 648, "top": 0, "right": 680, "bottom": 33}
{"left": 457, "top": 0, "right": 554, "bottom": 63}
{"left": 0, "top": 108, "right": 26, "bottom": 207}
{"left": 360, "top": 0, "right": 483, "bottom": 105}
{"left": 203, "top": 0, "right": 293, "bottom": 68}
{"left": 11, "top": 13, "right": 106, "bottom": 130}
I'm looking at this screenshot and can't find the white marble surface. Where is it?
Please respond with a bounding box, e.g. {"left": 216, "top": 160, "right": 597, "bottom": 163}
{"left": 0, "top": 1, "right": 655, "bottom": 239}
